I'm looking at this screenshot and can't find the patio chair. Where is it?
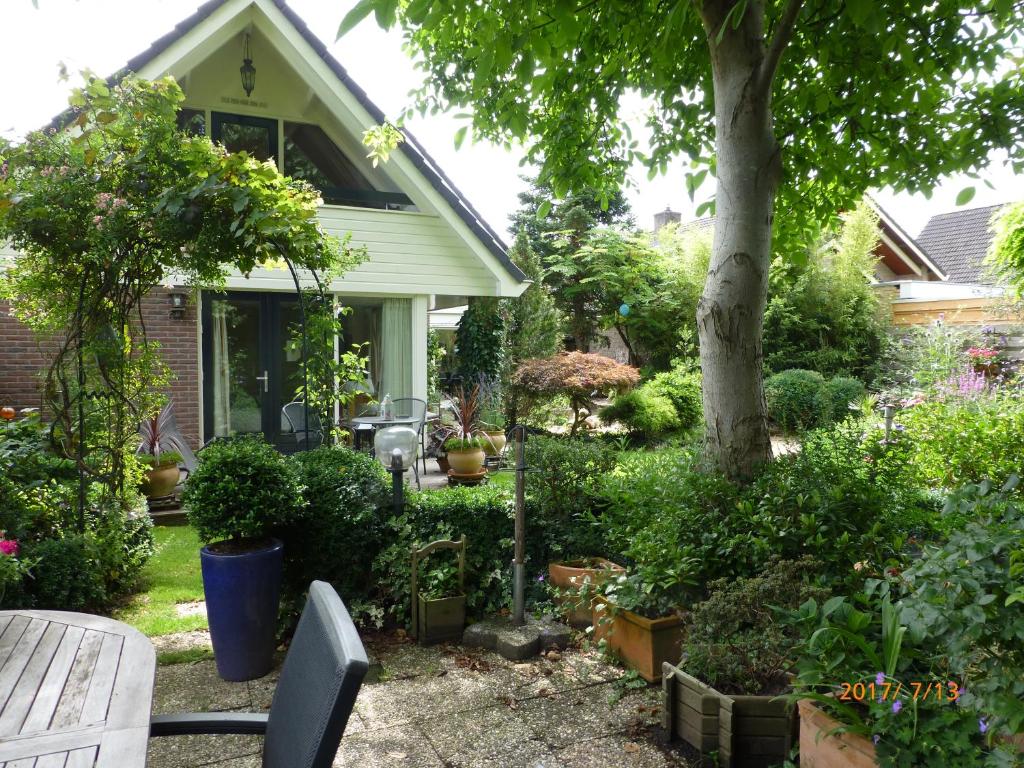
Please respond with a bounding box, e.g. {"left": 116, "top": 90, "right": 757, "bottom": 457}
{"left": 281, "top": 401, "right": 324, "bottom": 450}
{"left": 393, "top": 397, "right": 428, "bottom": 475}
{"left": 150, "top": 581, "right": 368, "bottom": 768}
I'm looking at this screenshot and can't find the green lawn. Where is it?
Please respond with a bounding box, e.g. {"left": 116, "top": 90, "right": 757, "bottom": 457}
{"left": 115, "top": 525, "right": 207, "bottom": 637}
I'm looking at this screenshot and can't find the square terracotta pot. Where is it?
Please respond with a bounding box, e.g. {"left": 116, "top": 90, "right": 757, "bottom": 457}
{"left": 592, "top": 597, "right": 683, "bottom": 682}
{"left": 548, "top": 558, "right": 625, "bottom": 628}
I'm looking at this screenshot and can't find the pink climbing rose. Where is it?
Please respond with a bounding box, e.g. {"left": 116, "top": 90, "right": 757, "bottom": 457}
{"left": 0, "top": 538, "right": 19, "bottom": 557}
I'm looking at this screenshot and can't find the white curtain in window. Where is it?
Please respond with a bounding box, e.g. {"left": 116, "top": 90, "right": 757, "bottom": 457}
{"left": 380, "top": 298, "right": 411, "bottom": 400}
{"left": 211, "top": 301, "right": 232, "bottom": 436}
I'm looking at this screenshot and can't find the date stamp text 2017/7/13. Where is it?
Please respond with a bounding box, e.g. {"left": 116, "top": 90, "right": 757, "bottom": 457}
{"left": 838, "top": 681, "right": 960, "bottom": 703}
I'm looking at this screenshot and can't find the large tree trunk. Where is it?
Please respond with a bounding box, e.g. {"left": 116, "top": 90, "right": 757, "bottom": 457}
{"left": 697, "top": 1, "right": 780, "bottom": 481}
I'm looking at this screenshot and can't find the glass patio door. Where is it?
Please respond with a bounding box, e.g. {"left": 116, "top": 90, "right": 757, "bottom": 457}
{"left": 202, "top": 292, "right": 303, "bottom": 449}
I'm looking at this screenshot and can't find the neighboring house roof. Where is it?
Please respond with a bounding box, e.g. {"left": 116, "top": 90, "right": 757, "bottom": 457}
{"left": 916, "top": 204, "right": 1007, "bottom": 285}
{"left": 868, "top": 199, "right": 946, "bottom": 281}
{"left": 47, "top": 0, "right": 526, "bottom": 286}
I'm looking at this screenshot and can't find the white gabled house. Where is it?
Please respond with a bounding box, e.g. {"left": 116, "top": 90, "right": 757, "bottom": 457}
{"left": 0, "top": 0, "right": 527, "bottom": 450}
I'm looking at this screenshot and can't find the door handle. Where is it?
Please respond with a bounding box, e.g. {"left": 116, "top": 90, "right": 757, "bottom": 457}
{"left": 256, "top": 370, "right": 269, "bottom": 393}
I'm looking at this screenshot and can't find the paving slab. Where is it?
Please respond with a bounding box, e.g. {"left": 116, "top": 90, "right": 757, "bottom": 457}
{"left": 146, "top": 733, "right": 261, "bottom": 767}
{"left": 333, "top": 723, "right": 444, "bottom": 767}
{"left": 152, "top": 659, "right": 253, "bottom": 714}
{"left": 555, "top": 733, "right": 686, "bottom": 768}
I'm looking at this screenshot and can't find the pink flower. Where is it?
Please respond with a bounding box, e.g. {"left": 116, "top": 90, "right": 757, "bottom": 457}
{"left": 92, "top": 215, "right": 104, "bottom": 227}
{"left": 0, "top": 539, "right": 19, "bottom": 557}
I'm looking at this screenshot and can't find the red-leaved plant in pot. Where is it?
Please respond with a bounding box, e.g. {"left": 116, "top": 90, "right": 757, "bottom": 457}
{"left": 137, "top": 399, "right": 191, "bottom": 499}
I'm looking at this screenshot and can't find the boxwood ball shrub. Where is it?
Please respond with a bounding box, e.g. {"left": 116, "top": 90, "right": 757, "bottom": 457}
{"left": 647, "top": 365, "right": 703, "bottom": 431}
{"left": 279, "top": 446, "right": 390, "bottom": 625}
{"left": 764, "top": 368, "right": 826, "bottom": 431}
{"left": 814, "top": 375, "right": 866, "bottom": 424}
{"left": 182, "top": 435, "right": 305, "bottom": 544}
{"left": 599, "top": 386, "right": 680, "bottom": 439}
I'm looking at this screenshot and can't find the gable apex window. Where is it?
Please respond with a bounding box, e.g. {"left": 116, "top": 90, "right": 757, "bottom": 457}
{"left": 283, "top": 122, "right": 414, "bottom": 210}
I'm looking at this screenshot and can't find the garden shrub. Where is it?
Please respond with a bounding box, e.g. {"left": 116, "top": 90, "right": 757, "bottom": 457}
{"left": 599, "top": 386, "right": 680, "bottom": 439}
{"left": 21, "top": 535, "right": 107, "bottom": 611}
{"left": 901, "top": 480, "right": 1024, "bottom": 736}
{"left": 895, "top": 389, "right": 1024, "bottom": 489}
{"left": 525, "top": 436, "right": 617, "bottom": 561}
{"left": 374, "top": 485, "right": 514, "bottom": 626}
{"left": 182, "top": 435, "right": 305, "bottom": 544}
{"left": 745, "top": 421, "right": 936, "bottom": 587}
{"left": 280, "top": 446, "right": 390, "bottom": 626}
{"left": 814, "top": 375, "right": 866, "bottom": 424}
{"left": 682, "top": 558, "right": 830, "bottom": 695}
{"left": 647, "top": 365, "right": 703, "bottom": 431}
{"left": 598, "top": 448, "right": 746, "bottom": 613}
{"left": 764, "top": 369, "right": 826, "bottom": 431}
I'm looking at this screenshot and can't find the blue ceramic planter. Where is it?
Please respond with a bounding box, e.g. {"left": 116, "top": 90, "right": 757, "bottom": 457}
{"left": 200, "top": 537, "right": 283, "bottom": 682}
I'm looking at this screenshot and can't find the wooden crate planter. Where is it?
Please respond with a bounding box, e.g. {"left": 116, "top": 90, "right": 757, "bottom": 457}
{"left": 592, "top": 597, "right": 684, "bottom": 682}
{"left": 797, "top": 699, "right": 877, "bottom": 768}
{"left": 662, "top": 664, "right": 797, "bottom": 768}
{"left": 410, "top": 536, "right": 467, "bottom": 645}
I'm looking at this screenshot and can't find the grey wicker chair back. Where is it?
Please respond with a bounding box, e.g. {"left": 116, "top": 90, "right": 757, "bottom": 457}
{"left": 264, "top": 581, "right": 369, "bottom": 768}
{"left": 281, "top": 401, "right": 324, "bottom": 449}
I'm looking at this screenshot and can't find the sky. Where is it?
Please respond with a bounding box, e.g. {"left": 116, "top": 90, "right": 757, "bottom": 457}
{"left": 1, "top": 0, "right": 1020, "bottom": 240}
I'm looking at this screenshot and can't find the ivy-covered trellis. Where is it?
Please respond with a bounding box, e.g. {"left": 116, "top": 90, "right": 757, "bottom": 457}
{"left": 0, "top": 74, "right": 364, "bottom": 526}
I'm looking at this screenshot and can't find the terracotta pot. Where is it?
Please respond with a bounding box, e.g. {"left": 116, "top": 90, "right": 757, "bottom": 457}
{"left": 482, "top": 431, "right": 507, "bottom": 457}
{"left": 548, "top": 558, "right": 625, "bottom": 627}
{"left": 798, "top": 699, "right": 877, "bottom": 768}
{"left": 592, "top": 596, "right": 684, "bottom": 682}
{"left": 142, "top": 463, "right": 180, "bottom": 499}
{"left": 447, "top": 448, "right": 485, "bottom": 475}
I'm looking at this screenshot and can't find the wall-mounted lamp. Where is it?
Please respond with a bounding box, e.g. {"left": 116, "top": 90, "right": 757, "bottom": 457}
{"left": 240, "top": 33, "right": 256, "bottom": 98}
{"left": 169, "top": 291, "right": 188, "bottom": 319}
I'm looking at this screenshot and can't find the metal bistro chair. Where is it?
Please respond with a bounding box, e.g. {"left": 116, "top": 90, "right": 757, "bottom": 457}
{"left": 282, "top": 401, "right": 325, "bottom": 450}
{"left": 393, "top": 397, "right": 428, "bottom": 475}
{"left": 151, "top": 581, "right": 368, "bottom": 768}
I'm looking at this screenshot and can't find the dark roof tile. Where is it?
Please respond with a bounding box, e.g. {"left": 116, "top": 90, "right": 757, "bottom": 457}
{"left": 916, "top": 204, "right": 1007, "bottom": 284}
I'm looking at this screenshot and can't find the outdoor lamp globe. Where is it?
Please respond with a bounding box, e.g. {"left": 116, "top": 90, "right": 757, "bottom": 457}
{"left": 375, "top": 426, "right": 418, "bottom": 470}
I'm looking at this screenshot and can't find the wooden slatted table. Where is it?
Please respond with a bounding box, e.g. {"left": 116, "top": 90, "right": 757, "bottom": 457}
{"left": 0, "top": 610, "right": 155, "bottom": 767}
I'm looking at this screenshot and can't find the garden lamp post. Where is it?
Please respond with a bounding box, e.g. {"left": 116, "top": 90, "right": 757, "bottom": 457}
{"left": 376, "top": 425, "right": 418, "bottom": 514}
{"left": 511, "top": 424, "right": 527, "bottom": 626}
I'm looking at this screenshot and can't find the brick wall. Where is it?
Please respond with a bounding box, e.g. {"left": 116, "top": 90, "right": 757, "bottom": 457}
{"left": 0, "top": 290, "right": 201, "bottom": 450}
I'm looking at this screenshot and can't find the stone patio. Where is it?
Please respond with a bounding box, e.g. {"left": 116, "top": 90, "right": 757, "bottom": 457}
{"left": 147, "top": 631, "right": 698, "bottom": 767}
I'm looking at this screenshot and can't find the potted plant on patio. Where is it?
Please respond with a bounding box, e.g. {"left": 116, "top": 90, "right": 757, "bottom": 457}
{"left": 182, "top": 435, "right": 305, "bottom": 681}
{"left": 662, "top": 559, "right": 829, "bottom": 766}
{"left": 444, "top": 435, "right": 487, "bottom": 475}
{"left": 410, "top": 536, "right": 467, "bottom": 645}
{"left": 444, "top": 383, "right": 486, "bottom": 477}
{"left": 137, "top": 400, "right": 191, "bottom": 500}
{"left": 592, "top": 571, "right": 686, "bottom": 683}
{"left": 549, "top": 558, "right": 624, "bottom": 627}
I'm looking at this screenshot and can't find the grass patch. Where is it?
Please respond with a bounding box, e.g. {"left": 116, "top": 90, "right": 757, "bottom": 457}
{"left": 115, "top": 525, "right": 207, "bottom": 637}
{"left": 157, "top": 647, "right": 215, "bottom": 666}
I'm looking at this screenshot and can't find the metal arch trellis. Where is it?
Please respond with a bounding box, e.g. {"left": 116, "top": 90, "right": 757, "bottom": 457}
{"left": 69, "top": 242, "right": 328, "bottom": 526}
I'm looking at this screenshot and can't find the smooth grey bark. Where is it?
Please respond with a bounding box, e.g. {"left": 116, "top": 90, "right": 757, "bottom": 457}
{"left": 696, "top": 0, "right": 793, "bottom": 481}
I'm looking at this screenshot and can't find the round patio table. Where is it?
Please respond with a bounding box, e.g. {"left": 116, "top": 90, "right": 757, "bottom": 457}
{"left": 0, "top": 609, "right": 156, "bottom": 767}
{"left": 348, "top": 412, "right": 437, "bottom": 451}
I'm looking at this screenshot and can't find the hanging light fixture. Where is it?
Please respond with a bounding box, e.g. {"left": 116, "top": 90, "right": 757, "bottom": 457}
{"left": 239, "top": 33, "right": 256, "bottom": 98}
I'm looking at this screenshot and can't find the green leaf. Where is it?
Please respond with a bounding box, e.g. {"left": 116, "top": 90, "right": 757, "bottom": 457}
{"left": 338, "top": 0, "right": 377, "bottom": 38}
{"left": 453, "top": 125, "right": 468, "bottom": 151}
{"left": 536, "top": 200, "right": 552, "bottom": 220}
{"left": 955, "top": 186, "right": 976, "bottom": 206}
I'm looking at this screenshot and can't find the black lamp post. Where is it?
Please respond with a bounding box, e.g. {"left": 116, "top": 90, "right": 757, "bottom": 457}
{"left": 240, "top": 34, "right": 256, "bottom": 97}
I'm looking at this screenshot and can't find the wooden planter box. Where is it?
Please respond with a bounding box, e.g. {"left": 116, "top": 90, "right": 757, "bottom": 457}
{"left": 662, "top": 664, "right": 797, "bottom": 768}
{"left": 415, "top": 593, "right": 466, "bottom": 645}
{"left": 592, "top": 597, "right": 683, "bottom": 682}
{"left": 798, "top": 699, "right": 877, "bottom": 768}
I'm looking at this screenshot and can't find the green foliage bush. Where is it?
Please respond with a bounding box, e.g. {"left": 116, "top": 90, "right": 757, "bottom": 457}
{"left": 599, "top": 387, "right": 679, "bottom": 438}
{"left": 647, "top": 365, "right": 703, "bottom": 431}
{"left": 902, "top": 480, "right": 1024, "bottom": 736}
{"left": 764, "top": 369, "right": 826, "bottom": 431}
{"left": 280, "top": 446, "right": 390, "bottom": 624}
{"left": 894, "top": 389, "right": 1024, "bottom": 489}
{"left": 815, "top": 376, "right": 866, "bottom": 423}
{"left": 682, "top": 558, "right": 830, "bottom": 695}
{"left": 374, "top": 485, "right": 513, "bottom": 625}
{"left": 525, "top": 436, "right": 617, "bottom": 560}
{"left": 182, "top": 436, "right": 305, "bottom": 544}
{"left": 20, "top": 535, "right": 107, "bottom": 612}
